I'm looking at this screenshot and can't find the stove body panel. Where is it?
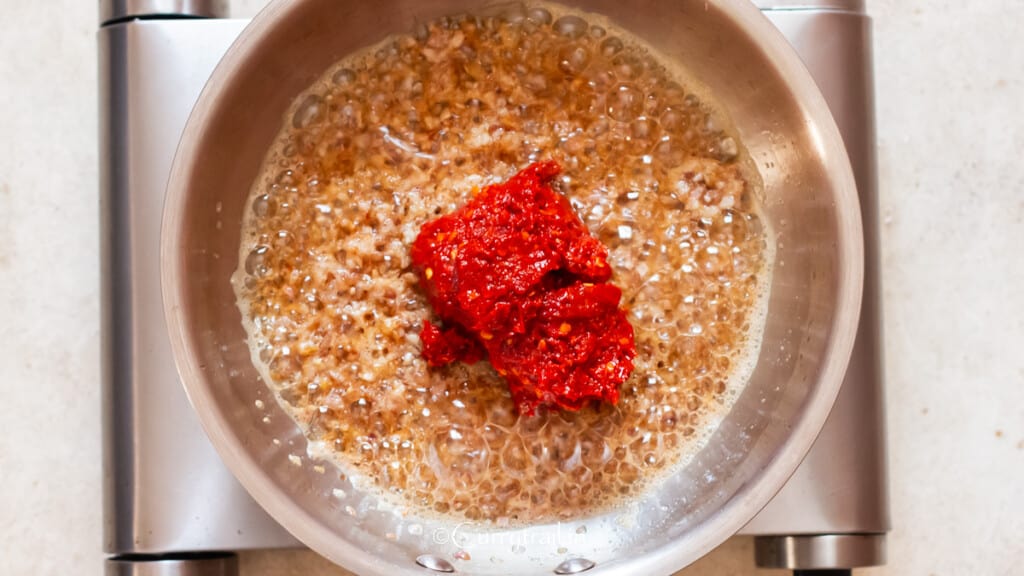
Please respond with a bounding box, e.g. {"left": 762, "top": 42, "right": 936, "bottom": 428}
{"left": 99, "top": 18, "right": 300, "bottom": 555}
{"left": 741, "top": 8, "right": 890, "bottom": 538}
{"left": 99, "top": 2, "right": 888, "bottom": 570}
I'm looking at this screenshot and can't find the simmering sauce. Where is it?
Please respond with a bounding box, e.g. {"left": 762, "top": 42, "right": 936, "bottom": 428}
{"left": 233, "top": 2, "right": 771, "bottom": 524}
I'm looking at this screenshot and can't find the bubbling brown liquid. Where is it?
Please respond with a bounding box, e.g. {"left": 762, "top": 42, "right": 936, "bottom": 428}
{"left": 234, "top": 3, "right": 770, "bottom": 524}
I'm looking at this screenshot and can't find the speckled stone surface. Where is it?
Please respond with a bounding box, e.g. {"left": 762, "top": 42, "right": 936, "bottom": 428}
{"left": 0, "top": 1, "right": 1021, "bottom": 575}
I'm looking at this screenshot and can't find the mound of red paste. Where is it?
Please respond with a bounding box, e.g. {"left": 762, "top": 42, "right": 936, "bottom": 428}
{"left": 410, "top": 161, "right": 636, "bottom": 414}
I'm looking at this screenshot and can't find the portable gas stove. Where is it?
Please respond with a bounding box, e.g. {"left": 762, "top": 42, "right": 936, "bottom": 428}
{"left": 99, "top": 1, "right": 888, "bottom": 574}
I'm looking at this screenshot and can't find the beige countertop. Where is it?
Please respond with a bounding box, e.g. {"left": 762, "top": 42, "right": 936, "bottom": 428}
{"left": 1, "top": 1, "right": 1021, "bottom": 574}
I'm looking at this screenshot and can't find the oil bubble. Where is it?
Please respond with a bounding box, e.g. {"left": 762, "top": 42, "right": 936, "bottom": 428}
{"left": 553, "top": 15, "right": 588, "bottom": 39}
{"left": 292, "top": 94, "right": 323, "bottom": 129}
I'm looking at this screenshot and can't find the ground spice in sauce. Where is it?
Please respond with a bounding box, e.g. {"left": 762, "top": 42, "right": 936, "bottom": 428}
{"left": 411, "top": 161, "right": 636, "bottom": 414}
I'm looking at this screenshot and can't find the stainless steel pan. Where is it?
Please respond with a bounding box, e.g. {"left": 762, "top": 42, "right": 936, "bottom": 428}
{"left": 162, "top": 1, "right": 863, "bottom": 574}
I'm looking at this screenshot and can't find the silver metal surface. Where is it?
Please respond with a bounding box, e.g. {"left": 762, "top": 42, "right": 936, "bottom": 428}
{"left": 100, "top": 0, "right": 229, "bottom": 24}
{"left": 106, "top": 555, "right": 238, "bottom": 576}
{"left": 753, "top": 0, "right": 865, "bottom": 12}
{"left": 742, "top": 8, "right": 890, "bottom": 538}
{"left": 99, "top": 18, "right": 298, "bottom": 555}
{"left": 161, "top": 1, "right": 862, "bottom": 575}
{"left": 754, "top": 534, "right": 887, "bottom": 569}
{"left": 99, "top": 1, "right": 887, "bottom": 573}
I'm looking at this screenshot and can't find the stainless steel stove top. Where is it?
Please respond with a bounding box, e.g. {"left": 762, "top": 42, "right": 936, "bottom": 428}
{"left": 99, "top": 2, "right": 888, "bottom": 574}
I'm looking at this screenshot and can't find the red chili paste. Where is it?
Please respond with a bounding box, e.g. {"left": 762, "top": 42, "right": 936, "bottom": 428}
{"left": 411, "top": 161, "right": 636, "bottom": 414}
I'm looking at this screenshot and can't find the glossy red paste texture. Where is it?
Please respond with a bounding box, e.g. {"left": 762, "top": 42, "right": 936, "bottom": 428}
{"left": 411, "top": 161, "right": 636, "bottom": 414}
